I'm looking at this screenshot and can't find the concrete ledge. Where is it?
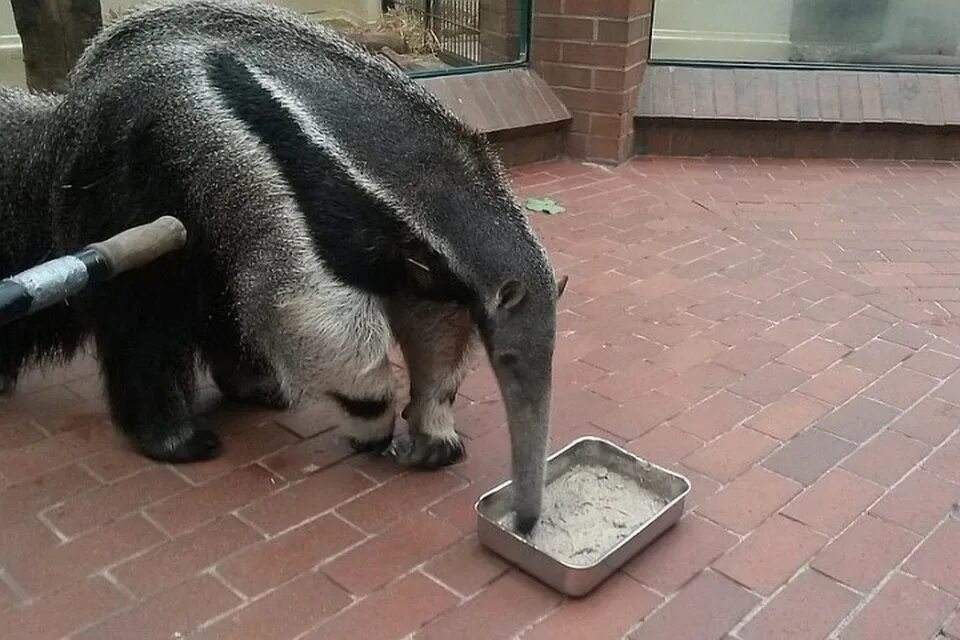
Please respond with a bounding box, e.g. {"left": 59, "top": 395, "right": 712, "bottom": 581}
{"left": 417, "top": 68, "right": 571, "bottom": 135}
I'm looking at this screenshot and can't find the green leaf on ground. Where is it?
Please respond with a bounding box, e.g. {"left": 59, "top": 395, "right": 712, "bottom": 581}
{"left": 524, "top": 197, "right": 565, "bottom": 215}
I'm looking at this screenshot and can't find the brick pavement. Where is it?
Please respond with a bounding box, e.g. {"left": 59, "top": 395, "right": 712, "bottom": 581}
{"left": 2, "top": 157, "right": 960, "bottom": 639}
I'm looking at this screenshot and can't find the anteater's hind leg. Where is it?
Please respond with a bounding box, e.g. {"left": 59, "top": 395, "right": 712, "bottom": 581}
{"left": 202, "top": 311, "right": 290, "bottom": 410}
{"left": 0, "top": 375, "right": 12, "bottom": 396}
{"left": 387, "top": 294, "right": 475, "bottom": 469}
{"left": 91, "top": 272, "right": 220, "bottom": 463}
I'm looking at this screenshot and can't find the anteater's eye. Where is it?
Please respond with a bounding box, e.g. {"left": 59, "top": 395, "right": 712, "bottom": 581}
{"left": 499, "top": 352, "right": 519, "bottom": 367}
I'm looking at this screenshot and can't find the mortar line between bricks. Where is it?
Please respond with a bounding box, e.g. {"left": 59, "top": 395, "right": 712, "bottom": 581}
{"left": 98, "top": 568, "right": 138, "bottom": 602}
{"left": 206, "top": 567, "right": 252, "bottom": 603}
{"left": 0, "top": 567, "right": 30, "bottom": 607}
{"left": 35, "top": 503, "right": 71, "bottom": 543}
{"left": 416, "top": 567, "right": 469, "bottom": 602}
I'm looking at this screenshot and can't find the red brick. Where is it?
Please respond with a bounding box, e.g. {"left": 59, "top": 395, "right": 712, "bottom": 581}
{"left": 424, "top": 535, "right": 510, "bottom": 597}
{"left": 305, "top": 572, "right": 458, "bottom": 640}
{"left": 697, "top": 467, "right": 801, "bottom": 534}
{"left": 812, "top": 515, "right": 919, "bottom": 591}
{"left": 841, "top": 430, "right": 930, "bottom": 486}
{"left": 237, "top": 463, "right": 372, "bottom": 535}
{"left": 741, "top": 570, "right": 859, "bottom": 640}
{"left": 633, "top": 314, "right": 713, "bottom": 350}
{"left": 843, "top": 339, "right": 913, "bottom": 375}
{"left": 781, "top": 468, "right": 884, "bottom": 535}
{"left": 75, "top": 575, "right": 241, "bottom": 640}
{"left": 0, "top": 420, "right": 114, "bottom": 483}
{"left": 80, "top": 448, "right": 150, "bottom": 482}
{"left": 113, "top": 515, "right": 262, "bottom": 598}
{"left": 816, "top": 396, "right": 901, "bottom": 443}
{"left": 0, "top": 417, "right": 45, "bottom": 450}
{"left": 587, "top": 362, "right": 674, "bottom": 403}
{"left": 535, "top": 15, "right": 596, "bottom": 41}
{"left": 0, "top": 464, "right": 99, "bottom": 524}
{"left": 624, "top": 514, "right": 738, "bottom": 593}
{"left": 673, "top": 465, "right": 722, "bottom": 511}
{"left": 654, "top": 337, "right": 727, "bottom": 372}
{"left": 590, "top": 391, "right": 686, "bottom": 440}
{"left": 429, "top": 471, "right": 502, "bottom": 534}
{"left": 147, "top": 464, "right": 284, "bottom": 536}
{"left": 714, "top": 515, "right": 826, "bottom": 595}
{"left": 709, "top": 339, "right": 787, "bottom": 377}
{"left": 683, "top": 427, "right": 779, "bottom": 482}
{"left": 799, "top": 365, "right": 876, "bottom": 405}
{"left": 0, "top": 576, "right": 128, "bottom": 640}
{"left": 872, "top": 470, "right": 960, "bottom": 535}
{"left": 580, "top": 337, "right": 662, "bottom": 372}
{"left": 323, "top": 512, "right": 459, "bottom": 595}
{"left": 923, "top": 433, "right": 960, "bottom": 483}
{"left": 415, "top": 571, "right": 562, "bottom": 640}
{"left": 0, "top": 517, "right": 59, "bottom": 563}
{"left": 655, "top": 362, "right": 741, "bottom": 404}
{"left": 892, "top": 397, "right": 960, "bottom": 445}
{"left": 336, "top": 470, "right": 465, "bottom": 534}
{"left": 7, "top": 514, "right": 165, "bottom": 596}
{"left": 729, "top": 363, "right": 809, "bottom": 404}
{"left": 260, "top": 429, "right": 353, "bottom": 482}
{"left": 219, "top": 514, "right": 364, "bottom": 597}
{"left": 903, "top": 519, "right": 960, "bottom": 597}
{"left": 803, "top": 295, "right": 865, "bottom": 322}
{"left": 45, "top": 467, "right": 188, "bottom": 537}
{"left": 669, "top": 391, "right": 758, "bottom": 441}
{"left": 196, "top": 571, "right": 351, "bottom": 640}
{"left": 762, "top": 317, "right": 829, "bottom": 348}
{"left": 903, "top": 348, "right": 960, "bottom": 378}
{"left": 865, "top": 367, "right": 938, "bottom": 409}
{"left": 778, "top": 338, "right": 851, "bottom": 374}
{"left": 177, "top": 420, "right": 298, "bottom": 484}
{"left": 822, "top": 314, "right": 889, "bottom": 348}
{"left": 524, "top": 573, "right": 660, "bottom": 640}
{"left": 553, "top": 359, "right": 607, "bottom": 390}
{"left": 745, "top": 392, "right": 830, "bottom": 440}
{"left": 839, "top": 573, "right": 957, "bottom": 640}
{"left": 628, "top": 424, "right": 704, "bottom": 466}
{"left": 629, "top": 570, "right": 758, "bottom": 640}
{"left": 754, "top": 293, "right": 807, "bottom": 322}
{"left": 706, "top": 314, "right": 773, "bottom": 346}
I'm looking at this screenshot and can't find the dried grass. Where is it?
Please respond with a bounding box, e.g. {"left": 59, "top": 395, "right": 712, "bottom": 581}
{"left": 366, "top": 6, "right": 440, "bottom": 55}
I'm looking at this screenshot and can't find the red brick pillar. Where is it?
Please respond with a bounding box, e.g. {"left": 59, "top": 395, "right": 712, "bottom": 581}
{"left": 532, "top": 0, "right": 652, "bottom": 163}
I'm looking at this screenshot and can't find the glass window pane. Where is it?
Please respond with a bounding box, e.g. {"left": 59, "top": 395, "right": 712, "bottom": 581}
{"left": 651, "top": 0, "right": 960, "bottom": 69}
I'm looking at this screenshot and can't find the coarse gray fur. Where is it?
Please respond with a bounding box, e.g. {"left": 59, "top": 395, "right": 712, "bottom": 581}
{"left": 0, "top": 0, "right": 565, "bottom": 530}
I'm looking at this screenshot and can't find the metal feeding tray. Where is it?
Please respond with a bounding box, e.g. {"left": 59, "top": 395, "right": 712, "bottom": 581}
{"left": 475, "top": 436, "right": 690, "bottom": 597}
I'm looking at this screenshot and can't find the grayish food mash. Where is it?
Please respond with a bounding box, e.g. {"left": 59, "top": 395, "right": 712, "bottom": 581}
{"left": 499, "top": 464, "right": 667, "bottom": 566}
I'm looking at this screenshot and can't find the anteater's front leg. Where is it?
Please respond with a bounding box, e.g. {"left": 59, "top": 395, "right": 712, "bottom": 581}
{"left": 387, "top": 294, "right": 475, "bottom": 469}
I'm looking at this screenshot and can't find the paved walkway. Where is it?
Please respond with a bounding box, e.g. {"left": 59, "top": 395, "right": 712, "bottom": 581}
{"left": 2, "top": 157, "right": 960, "bottom": 639}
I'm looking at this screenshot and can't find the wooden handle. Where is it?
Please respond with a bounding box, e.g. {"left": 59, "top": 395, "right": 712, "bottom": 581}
{"left": 87, "top": 216, "right": 187, "bottom": 277}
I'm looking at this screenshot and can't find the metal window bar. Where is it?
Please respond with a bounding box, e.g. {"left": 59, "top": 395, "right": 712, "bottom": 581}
{"left": 386, "top": 0, "right": 532, "bottom": 77}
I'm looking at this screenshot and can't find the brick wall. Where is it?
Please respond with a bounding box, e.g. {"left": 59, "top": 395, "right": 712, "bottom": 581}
{"left": 478, "top": 0, "right": 522, "bottom": 64}
{"left": 532, "top": 0, "right": 652, "bottom": 163}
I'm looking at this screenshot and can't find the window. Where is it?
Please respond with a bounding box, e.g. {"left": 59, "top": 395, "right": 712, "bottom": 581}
{"left": 650, "top": 0, "right": 960, "bottom": 71}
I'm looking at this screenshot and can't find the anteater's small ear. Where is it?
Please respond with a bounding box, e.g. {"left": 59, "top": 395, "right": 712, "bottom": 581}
{"left": 497, "top": 279, "right": 526, "bottom": 310}
{"left": 556, "top": 275, "right": 569, "bottom": 299}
